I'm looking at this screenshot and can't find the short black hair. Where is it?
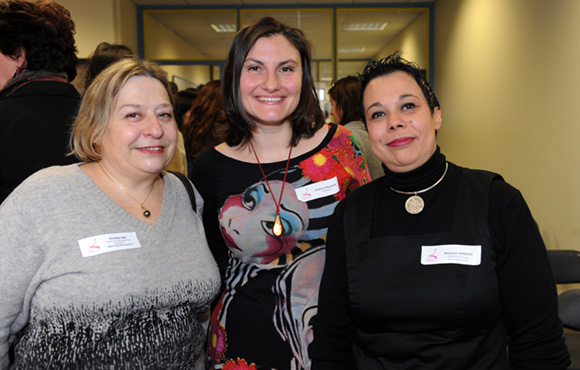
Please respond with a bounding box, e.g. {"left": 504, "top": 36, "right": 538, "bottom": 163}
{"left": 358, "top": 51, "right": 439, "bottom": 122}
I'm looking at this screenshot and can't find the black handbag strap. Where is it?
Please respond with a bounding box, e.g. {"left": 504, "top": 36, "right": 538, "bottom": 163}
{"left": 168, "top": 171, "right": 196, "bottom": 213}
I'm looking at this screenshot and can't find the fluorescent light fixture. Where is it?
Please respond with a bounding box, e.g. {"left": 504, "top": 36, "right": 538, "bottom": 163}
{"left": 343, "top": 23, "right": 387, "bottom": 31}
{"left": 339, "top": 47, "right": 366, "bottom": 53}
{"left": 211, "top": 24, "right": 236, "bottom": 33}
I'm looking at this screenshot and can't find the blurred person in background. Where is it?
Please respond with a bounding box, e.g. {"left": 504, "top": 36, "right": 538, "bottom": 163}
{"left": 181, "top": 80, "right": 224, "bottom": 177}
{"left": 329, "top": 75, "right": 384, "bottom": 180}
{"left": 0, "top": 0, "right": 80, "bottom": 204}
{"left": 174, "top": 87, "right": 199, "bottom": 131}
{"left": 83, "top": 41, "right": 133, "bottom": 93}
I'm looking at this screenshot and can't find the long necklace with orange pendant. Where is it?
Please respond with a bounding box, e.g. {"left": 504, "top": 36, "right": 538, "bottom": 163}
{"left": 249, "top": 140, "right": 293, "bottom": 238}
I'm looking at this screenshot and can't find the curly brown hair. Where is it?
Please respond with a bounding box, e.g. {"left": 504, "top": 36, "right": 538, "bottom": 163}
{"left": 182, "top": 80, "right": 225, "bottom": 160}
{"left": 0, "top": 0, "right": 78, "bottom": 81}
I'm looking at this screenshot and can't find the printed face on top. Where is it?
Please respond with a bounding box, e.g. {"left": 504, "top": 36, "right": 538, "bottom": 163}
{"left": 98, "top": 76, "right": 178, "bottom": 178}
{"left": 240, "top": 34, "right": 303, "bottom": 127}
{"left": 219, "top": 180, "right": 309, "bottom": 265}
{"left": 363, "top": 71, "right": 442, "bottom": 173}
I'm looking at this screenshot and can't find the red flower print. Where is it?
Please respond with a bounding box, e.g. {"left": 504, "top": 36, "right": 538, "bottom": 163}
{"left": 299, "top": 125, "right": 369, "bottom": 200}
{"left": 208, "top": 321, "right": 227, "bottom": 362}
{"left": 222, "top": 358, "right": 257, "bottom": 370}
{"left": 299, "top": 151, "right": 343, "bottom": 182}
{"left": 328, "top": 125, "right": 350, "bottom": 149}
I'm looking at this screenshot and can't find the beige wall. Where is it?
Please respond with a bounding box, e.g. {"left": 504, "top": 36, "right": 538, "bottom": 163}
{"left": 377, "top": 10, "right": 429, "bottom": 76}
{"left": 143, "top": 13, "right": 214, "bottom": 86}
{"left": 65, "top": 0, "right": 137, "bottom": 57}
{"left": 435, "top": 0, "right": 580, "bottom": 251}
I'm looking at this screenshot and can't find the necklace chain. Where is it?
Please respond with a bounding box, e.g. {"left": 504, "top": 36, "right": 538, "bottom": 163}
{"left": 389, "top": 162, "right": 448, "bottom": 215}
{"left": 390, "top": 162, "right": 448, "bottom": 195}
{"left": 249, "top": 140, "right": 293, "bottom": 237}
{"left": 98, "top": 162, "right": 156, "bottom": 218}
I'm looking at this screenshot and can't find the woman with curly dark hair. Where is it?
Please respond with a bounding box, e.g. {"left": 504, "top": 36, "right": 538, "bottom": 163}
{"left": 182, "top": 80, "right": 224, "bottom": 175}
{"left": 0, "top": 0, "right": 81, "bottom": 204}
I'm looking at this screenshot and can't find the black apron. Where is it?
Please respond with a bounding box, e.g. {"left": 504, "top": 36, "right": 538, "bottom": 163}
{"left": 342, "top": 169, "right": 511, "bottom": 369}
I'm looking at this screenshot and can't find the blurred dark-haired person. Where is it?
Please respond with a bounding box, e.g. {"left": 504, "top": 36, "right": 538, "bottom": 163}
{"left": 329, "top": 75, "right": 384, "bottom": 181}
{"left": 0, "top": 0, "right": 81, "bottom": 204}
{"left": 310, "top": 52, "right": 570, "bottom": 370}
{"left": 182, "top": 80, "right": 224, "bottom": 176}
{"left": 83, "top": 41, "right": 133, "bottom": 92}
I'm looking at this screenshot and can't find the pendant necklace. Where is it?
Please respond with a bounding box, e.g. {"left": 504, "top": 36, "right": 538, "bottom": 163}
{"left": 249, "top": 140, "right": 293, "bottom": 237}
{"left": 389, "top": 162, "right": 448, "bottom": 215}
{"left": 98, "top": 162, "right": 156, "bottom": 218}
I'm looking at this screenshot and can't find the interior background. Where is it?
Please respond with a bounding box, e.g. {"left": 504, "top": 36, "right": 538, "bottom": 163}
{"left": 57, "top": 0, "right": 580, "bottom": 262}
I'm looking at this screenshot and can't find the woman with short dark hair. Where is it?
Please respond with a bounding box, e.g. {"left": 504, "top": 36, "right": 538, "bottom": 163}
{"left": 310, "top": 52, "right": 570, "bottom": 369}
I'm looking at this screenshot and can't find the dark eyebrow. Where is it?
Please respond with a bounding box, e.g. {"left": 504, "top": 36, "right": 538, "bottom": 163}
{"left": 243, "top": 58, "right": 298, "bottom": 68}
{"left": 366, "top": 102, "right": 382, "bottom": 114}
{"left": 365, "top": 94, "right": 420, "bottom": 114}
{"left": 400, "top": 94, "right": 419, "bottom": 100}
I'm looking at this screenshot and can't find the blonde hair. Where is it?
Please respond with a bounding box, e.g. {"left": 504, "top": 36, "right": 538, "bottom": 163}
{"left": 69, "top": 57, "right": 173, "bottom": 162}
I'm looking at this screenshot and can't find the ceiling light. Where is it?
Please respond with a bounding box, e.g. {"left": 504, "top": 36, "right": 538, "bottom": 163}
{"left": 211, "top": 24, "right": 236, "bottom": 33}
{"left": 339, "top": 47, "right": 366, "bottom": 53}
{"left": 343, "top": 23, "right": 387, "bottom": 31}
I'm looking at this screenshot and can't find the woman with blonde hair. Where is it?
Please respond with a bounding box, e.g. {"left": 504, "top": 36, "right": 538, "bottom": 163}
{"left": 0, "top": 57, "right": 219, "bottom": 369}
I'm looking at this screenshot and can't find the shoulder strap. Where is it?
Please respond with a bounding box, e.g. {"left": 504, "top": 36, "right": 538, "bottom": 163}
{"left": 343, "top": 181, "right": 378, "bottom": 245}
{"left": 168, "top": 171, "right": 197, "bottom": 213}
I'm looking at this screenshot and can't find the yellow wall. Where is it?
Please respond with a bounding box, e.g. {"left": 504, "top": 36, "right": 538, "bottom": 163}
{"left": 376, "top": 11, "right": 428, "bottom": 74}
{"left": 435, "top": 0, "right": 580, "bottom": 251}
{"left": 56, "top": 0, "right": 129, "bottom": 58}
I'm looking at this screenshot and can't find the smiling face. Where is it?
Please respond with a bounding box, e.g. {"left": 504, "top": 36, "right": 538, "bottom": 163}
{"left": 363, "top": 71, "right": 442, "bottom": 173}
{"left": 239, "top": 34, "right": 303, "bottom": 127}
{"left": 97, "top": 75, "right": 177, "bottom": 179}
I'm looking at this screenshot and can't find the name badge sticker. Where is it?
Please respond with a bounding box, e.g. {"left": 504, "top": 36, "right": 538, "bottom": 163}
{"left": 421, "top": 244, "right": 482, "bottom": 266}
{"left": 78, "top": 232, "right": 142, "bottom": 258}
{"left": 295, "top": 176, "right": 340, "bottom": 202}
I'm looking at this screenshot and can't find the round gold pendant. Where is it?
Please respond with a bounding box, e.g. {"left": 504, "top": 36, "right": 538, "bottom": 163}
{"left": 405, "top": 195, "right": 424, "bottom": 214}
{"left": 272, "top": 213, "right": 284, "bottom": 237}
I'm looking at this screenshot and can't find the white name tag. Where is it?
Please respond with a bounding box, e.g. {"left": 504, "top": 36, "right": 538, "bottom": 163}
{"left": 78, "top": 232, "right": 142, "bottom": 257}
{"left": 421, "top": 244, "right": 481, "bottom": 266}
{"left": 295, "top": 176, "right": 340, "bottom": 202}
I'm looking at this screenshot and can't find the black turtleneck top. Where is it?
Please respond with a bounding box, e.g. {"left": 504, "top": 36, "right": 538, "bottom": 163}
{"left": 310, "top": 148, "right": 569, "bottom": 369}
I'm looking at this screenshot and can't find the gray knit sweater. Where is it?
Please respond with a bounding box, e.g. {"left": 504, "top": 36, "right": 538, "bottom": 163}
{"left": 0, "top": 164, "right": 220, "bottom": 369}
